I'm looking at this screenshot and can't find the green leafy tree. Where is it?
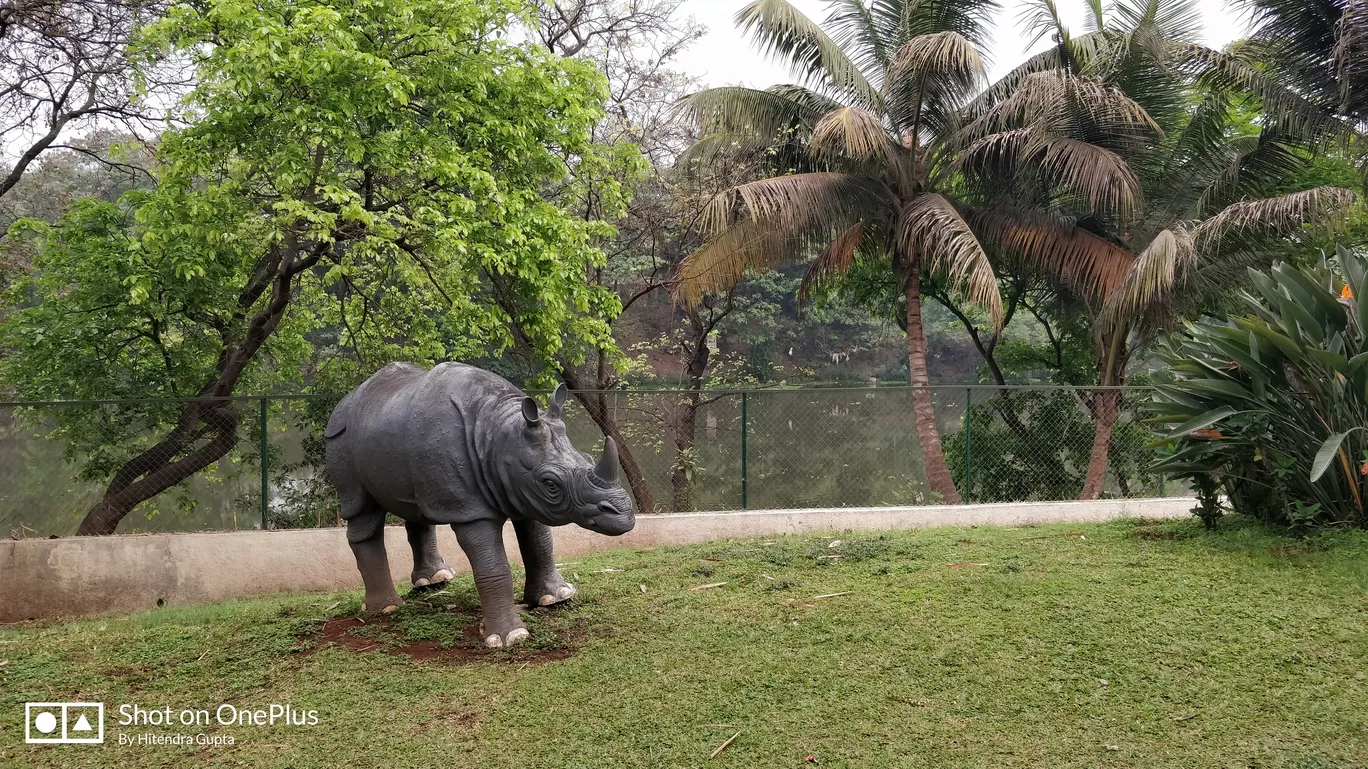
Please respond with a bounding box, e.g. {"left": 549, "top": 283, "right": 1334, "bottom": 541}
{"left": 0, "top": 0, "right": 618, "bottom": 534}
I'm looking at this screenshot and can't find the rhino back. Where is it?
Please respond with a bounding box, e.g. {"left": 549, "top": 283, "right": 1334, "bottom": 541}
{"left": 331, "top": 362, "right": 521, "bottom": 523}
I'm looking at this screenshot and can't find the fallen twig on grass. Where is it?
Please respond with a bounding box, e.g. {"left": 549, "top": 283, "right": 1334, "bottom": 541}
{"left": 812, "top": 592, "right": 851, "bottom": 599}
{"left": 710, "top": 730, "right": 741, "bottom": 759}
{"left": 1023, "top": 532, "right": 1086, "bottom": 541}
{"left": 690, "top": 582, "right": 728, "bottom": 591}
{"left": 947, "top": 563, "right": 989, "bottom": 568}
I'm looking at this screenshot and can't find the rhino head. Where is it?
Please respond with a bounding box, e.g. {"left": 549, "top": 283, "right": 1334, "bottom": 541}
{"left": 501, "top": 384, "right": 636, "bottom": 536}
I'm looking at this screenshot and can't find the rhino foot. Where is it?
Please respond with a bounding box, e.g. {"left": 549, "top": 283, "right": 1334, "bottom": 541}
{"left": 480, "top": 623, "right": 530, "bottom": 649}
{"left": 361, "top": 601, "right": 402, "bottom": 614}
{"left": 526, "top": 574, "right": 577, "bottom": 608}
{"left": 412, "top": 567, "right": 455, "bottom": 588}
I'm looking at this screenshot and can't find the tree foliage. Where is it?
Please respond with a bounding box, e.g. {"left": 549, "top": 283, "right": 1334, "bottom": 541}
{"left": 0, "top": 0, "right": 622, "bottom": 533}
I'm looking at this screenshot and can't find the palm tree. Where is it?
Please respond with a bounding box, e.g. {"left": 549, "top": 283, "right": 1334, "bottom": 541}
{"left": 670, "top": 0, "right": 1144, "bottom": 503}
{"left": 969, "top": 0, "right": 1360, "bottom": 497}
{"left": 1235, "top": 0, "right": 1367, "bottom": 125}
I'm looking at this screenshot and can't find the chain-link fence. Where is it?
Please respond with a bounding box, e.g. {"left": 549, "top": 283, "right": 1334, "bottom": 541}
{"left": 0, "top": 386, "right": 1179, "bottom": 537}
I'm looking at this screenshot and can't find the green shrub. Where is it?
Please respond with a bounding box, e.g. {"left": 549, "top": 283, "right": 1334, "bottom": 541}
{"left": 1149, "top": 247, "right": 1368, "bottom": 528}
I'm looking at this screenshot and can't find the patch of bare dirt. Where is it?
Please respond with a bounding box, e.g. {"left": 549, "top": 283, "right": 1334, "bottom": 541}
{"left": 296, "top": 611, "right": 582, "bottom": 666}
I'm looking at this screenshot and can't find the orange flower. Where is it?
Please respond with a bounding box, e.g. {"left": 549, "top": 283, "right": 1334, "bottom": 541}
{"left": 1342, "top": 283, "right": 1354, "bottom": 300}
{"left": 1191, "top": 428, "right": 1224, "bottom": 440}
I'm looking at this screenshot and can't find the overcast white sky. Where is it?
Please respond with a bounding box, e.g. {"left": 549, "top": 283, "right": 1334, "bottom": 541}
{"left": 674, "top": 0, "right": 1252, "bottom": 87}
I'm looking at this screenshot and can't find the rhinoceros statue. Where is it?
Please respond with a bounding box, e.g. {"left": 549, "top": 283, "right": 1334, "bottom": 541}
{"left": 325, "top": 362, "right": 635, "bottom": 647}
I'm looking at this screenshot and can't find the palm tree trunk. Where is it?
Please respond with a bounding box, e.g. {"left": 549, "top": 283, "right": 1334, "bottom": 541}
{"left": 904, "top": 269, "right": 962, "bottom": 505}
{"left": 1081, "top": 391, "right": 1118, "bottom": 499}
{"left": 1081, "top": 333, "right": 1127, "bottom": 500}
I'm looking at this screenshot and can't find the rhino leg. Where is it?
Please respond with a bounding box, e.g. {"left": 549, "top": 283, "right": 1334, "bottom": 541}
{"left": 513, "top": 518, "right": 576, "bottom": 607}
{"left": 405, "top": 523, "right": 454, "bottom": 587}
{"left": 346, "top": 507, "right": 403, "bottom": 614}
{"left": 452, "top": 519, "right": 528, "bottom": 648}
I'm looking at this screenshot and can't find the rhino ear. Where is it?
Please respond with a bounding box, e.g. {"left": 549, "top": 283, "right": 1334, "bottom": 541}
{"left": 549, "top": 383, "right": 567, "bottom": 418}
{"left": 521, "top": 396, "right": 540, "bottom": 426}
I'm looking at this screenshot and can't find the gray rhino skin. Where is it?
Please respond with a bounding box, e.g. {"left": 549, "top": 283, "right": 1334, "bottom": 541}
{"left": 325, "top": 362, "right": 635, "bottom": 647}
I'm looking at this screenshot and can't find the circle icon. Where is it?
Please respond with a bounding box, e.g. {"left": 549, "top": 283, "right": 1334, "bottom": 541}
{"left": 33, "top": 711, "right": 58, "bottom": 734}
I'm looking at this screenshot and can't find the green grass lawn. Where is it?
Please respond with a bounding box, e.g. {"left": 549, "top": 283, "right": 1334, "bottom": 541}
{"left": 4, "top": 517, "right": 1368, "bottom": 768}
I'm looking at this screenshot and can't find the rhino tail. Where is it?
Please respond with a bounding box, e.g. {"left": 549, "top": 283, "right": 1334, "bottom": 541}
{"left": 324, "top": 397, "right": 350, "bottom": 439}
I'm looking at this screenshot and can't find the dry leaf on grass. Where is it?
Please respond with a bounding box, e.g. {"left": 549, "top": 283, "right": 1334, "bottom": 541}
{"left": 710, "top": 730, "right": 741, "bottom": 759}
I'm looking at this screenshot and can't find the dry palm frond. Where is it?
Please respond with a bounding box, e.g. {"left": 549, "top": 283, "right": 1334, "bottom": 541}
{"left": 810, "top": 106, "right": 896, "bottom": 162}
{"left": 1097, "top": 225, "right": 1196, "bottom": 336}
{"left": 883, "top": 31, "right": 986, "bottom": 139}
{"left": 957, "top": 130, "right": 1139, "bottom": 219}
{"left": 698, "top": 172, "right": 889, "bottom": 237}
{"left": 886, "top": 31, "right": 985, "bottom": 89}
{"left": 676, "top": 173, "right": 891, "bottom": 307}
{"left": 970, "top": 206, "right": 1135, "bottom": 300}
{"left": 736, "top": 0, "right": 882, "bottom": 110}
{"left": 896, "top": 194, "right": 1004, "bottom": 328}
{"left": 970, "top": 70, "right": 1161, "bottom": 139}
{"left": 798, "top": 220, "right": 866, "bottom": 306}
{"left": 673, "top": 218, "right": 792, "bottom": 307}
{"left": 675, "top": 86, "right": 829, "bottom": 139}
{"left": 1037, "top": 137, "right": 1140, "bottom": 218}
{"left": 1191, "top": 186, "right": 1359, "bottom": 251}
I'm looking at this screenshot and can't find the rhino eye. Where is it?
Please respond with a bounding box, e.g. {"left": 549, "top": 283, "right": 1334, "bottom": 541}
{"left": 542, "top": 478, "right": 560, "bottom": 493}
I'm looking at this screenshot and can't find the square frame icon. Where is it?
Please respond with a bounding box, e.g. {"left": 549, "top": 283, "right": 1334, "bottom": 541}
{"left": 25, "top": 702, "right": 104, "bottom": 744}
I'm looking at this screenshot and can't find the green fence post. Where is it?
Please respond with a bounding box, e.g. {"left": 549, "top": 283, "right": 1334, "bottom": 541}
{"left": 963, "top": 388, "right": 973, "bottom": 503}
{"left": 259, "top": 398, "right": 269, "bottom": 530}
{"left": 740, "top": 391, "right": 749, "bottom": 510}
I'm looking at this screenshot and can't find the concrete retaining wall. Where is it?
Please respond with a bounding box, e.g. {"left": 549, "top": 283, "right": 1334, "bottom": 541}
{"left": 0, "top": 497, "right": 1193, "bottom": 622}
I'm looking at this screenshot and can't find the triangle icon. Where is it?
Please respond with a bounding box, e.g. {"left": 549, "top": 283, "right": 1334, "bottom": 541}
{"left": 72, "top": 714, "right": 93, "bottom": 732}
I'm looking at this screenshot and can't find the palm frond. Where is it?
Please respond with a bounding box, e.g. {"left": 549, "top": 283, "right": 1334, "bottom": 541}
{"left": 967, "top": 70, "right": 1161, "bottom": 141}
{"left": 799, "top": 220, "right": 867, "bottom": 305}
{"left": 1097, "top": 225, "right": 1196, "bottom": 335}
{"left": 675, "top": 86, "right": 831, "bottom": 140}
{"left": 1176, "top": 42, "right": 1353, "bottom": 143}
{"left": 1114, "top": 0, "right": 1202, "bottom": 42}
{"left": 1192, "top": 186, "right": 1359, "bottom": 250}
{"left": 699, "top": 172, "right": 890, "bottom": 237}
{"left": 1037, "top": 137, "right": 1141, "bottom": 218}
{"left": 1336, "top": 0, "right": 1368, "bottom": 116}
{"left": 970, "top": 206, "right": 1135, "bottom": 300}
{"left": 958, "top": 129, "right": 1140, "bottom": 219}
{"left": 896, "top": 193, "right": 1004, "bottom": 327}
{"left": 883, "top": 31, "right": 986, "bottom": 139}
{"left": 675, "top": 172, "right": 893, "bottom": 307}
{"left": 673, "top": 219, "right": 791, "bottom": 307}
{"left": 736, "top": 0, "right": 883, "bottom": 110}
{"left": 810, "top": 106, "right": 897, "bottom": 162}
{"left": 825, "top": 0, "right": 894, "bottom": 84}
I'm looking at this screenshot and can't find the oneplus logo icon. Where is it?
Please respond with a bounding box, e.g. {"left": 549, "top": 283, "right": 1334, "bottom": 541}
{"left": 25, "top": 702, "right": 104, "bottom": 744}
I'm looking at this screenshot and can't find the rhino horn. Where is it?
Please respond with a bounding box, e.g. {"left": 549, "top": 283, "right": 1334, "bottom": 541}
{"left": 550, "top": 383, "right": 567, "bottom": 418}
{"left": 593, "top": 437, "right": 619, "bottom": 484}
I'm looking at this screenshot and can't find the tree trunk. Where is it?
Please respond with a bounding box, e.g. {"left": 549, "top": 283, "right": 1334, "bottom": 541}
{"left": 567, "top": 386, "right": 658, "bottom": 514}
{"left": 904, "top": 267, "right": 962, "bottom": 505}
{"left": 77, "top": 238, "right": 321, "bottom": 535}
{"left": 77, "top": 401, "right": 242, "bottom": 535}
{"left": 1081, "top": 390, "right": 1118, "bottom": 500}
{"left": 1081, "top": 333, "right": 1127, "bottom": 500}
{"left": 670, "top": 394, "right": 700, "bottom": 511}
